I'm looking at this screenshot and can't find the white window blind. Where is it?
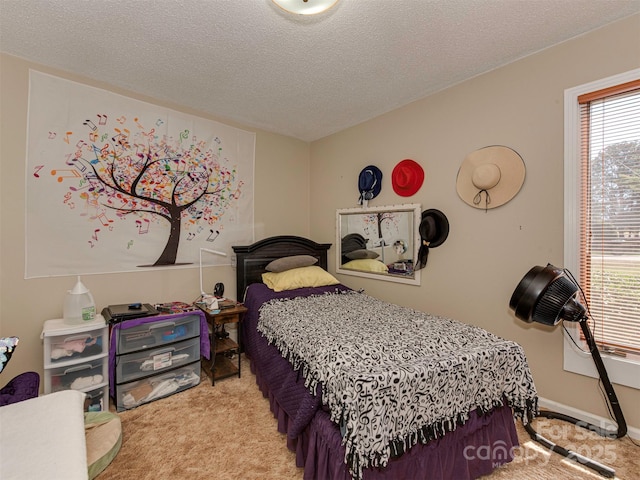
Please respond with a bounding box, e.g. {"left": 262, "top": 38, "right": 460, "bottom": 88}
{"left": 578, "top": 79, "right": 640, "bottom": 355}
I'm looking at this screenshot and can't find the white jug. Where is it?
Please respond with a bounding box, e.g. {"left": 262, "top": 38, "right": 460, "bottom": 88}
{"left": 63, "top": 276, "right": 96, "bottom": 324}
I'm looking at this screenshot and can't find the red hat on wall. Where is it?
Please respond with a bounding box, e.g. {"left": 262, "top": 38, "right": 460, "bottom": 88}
{"left": 392, "top": 159, "right": 424, "bottom": 197}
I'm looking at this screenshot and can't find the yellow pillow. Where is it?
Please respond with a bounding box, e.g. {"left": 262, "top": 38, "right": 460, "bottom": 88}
{"left": 342, "top": 259, "right": 389, "bottom": 273}
{"left": 262, "top": 266, "right": 340, "bottom": 292}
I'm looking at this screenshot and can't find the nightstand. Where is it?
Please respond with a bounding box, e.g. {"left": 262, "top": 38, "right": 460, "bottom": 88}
{"left": 199, "top": 303, "right": 247, "bottom": 385}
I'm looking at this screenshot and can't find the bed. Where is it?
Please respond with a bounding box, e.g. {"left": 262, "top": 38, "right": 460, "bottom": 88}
{"left": 232, "top": 235, "right": 538, "bottom": 480}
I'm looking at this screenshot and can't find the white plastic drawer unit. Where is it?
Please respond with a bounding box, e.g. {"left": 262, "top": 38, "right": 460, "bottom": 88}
{"left": 115, "top": 336, "right": 200, "bottom": 384}
{"left": 116, "top": 314, "right": 200, "bottom": 355}
{"left": 46, "top": 358, "right": 108, "bottom": 393}
{"left": 116, "top": 363, "right": 201, "bottom": 411}
{"left": 43, "top": 320, "right": 109, "bottom": 367}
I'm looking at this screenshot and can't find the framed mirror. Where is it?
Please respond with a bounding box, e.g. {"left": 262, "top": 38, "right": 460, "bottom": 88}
{"left": 336, "top": 203, "right": 421, "bottom": 285}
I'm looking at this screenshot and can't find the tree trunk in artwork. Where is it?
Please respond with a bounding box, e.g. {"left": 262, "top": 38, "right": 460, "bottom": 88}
{"left": 153, "top": 206, "right": 182, "bottom": 266}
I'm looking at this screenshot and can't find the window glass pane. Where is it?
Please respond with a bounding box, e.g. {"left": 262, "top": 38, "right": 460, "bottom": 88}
{"left": 582, "top": 87, "right": 640, "bottom": 353}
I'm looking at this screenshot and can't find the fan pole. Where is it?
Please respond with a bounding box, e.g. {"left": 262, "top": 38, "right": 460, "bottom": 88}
{"left": 523, "top": 318, "right": 627, "bottom": 478}
{"left": 578, "top": 318, "right": 627, "bottom": 438}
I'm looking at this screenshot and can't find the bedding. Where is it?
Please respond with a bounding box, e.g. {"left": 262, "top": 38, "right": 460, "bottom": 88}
{"left": 266, "top": 254, "right": 319, "bottom": 272}
{"left": 341, "top": 258, "right": 389, "bottom": 272}
{"left": 345, "top": 249, "right": 379, "bottom": 260}
{"left": 234, "top": 235, "right": 538, "bottom": 480}
{"left": 261, "top": 265, "right": 340, "bottom": 292}
{"left": 258, "top": 289, "right": 537, "bottom": 478}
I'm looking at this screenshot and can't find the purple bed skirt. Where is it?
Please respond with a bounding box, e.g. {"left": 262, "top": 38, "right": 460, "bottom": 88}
{"left": 250, "top": 357, "right": 519, "bottom": 480}
{"left": 243, "top": 283, "right": 520, "bottom": 479}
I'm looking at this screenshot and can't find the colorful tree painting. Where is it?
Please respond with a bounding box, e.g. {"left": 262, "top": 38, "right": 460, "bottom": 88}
{"left": 63, "top": 116, "right": 243, "bottom": 266}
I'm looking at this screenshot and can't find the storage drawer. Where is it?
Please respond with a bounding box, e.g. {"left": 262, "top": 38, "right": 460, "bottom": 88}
{"left": 116, "top": 314, "right": 200, "bottom": 354}
{"left": 116, "top": 362, "right": 201, "bottom": 411}
{"left": 116, "top": 337, "right": 200, "bottom": 384}
{"left": 44, "top": 327, "right": 108, "bottom": 366}
{"left": 46, "top": 357, "right": 108, "bottom": 393}
{"left": 84, "top": 385, "right": 108, "bottom": 412}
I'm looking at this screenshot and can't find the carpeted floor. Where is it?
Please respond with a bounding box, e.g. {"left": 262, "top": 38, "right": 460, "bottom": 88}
{"left": 99, "top": 355, "right": 639, "bottom": 479}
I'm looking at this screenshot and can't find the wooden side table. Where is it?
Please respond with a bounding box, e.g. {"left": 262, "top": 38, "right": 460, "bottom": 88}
{"left": 199, "top": 303, "right": 247, "bottom": 385}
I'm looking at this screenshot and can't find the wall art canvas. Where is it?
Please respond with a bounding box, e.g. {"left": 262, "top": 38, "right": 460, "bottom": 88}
{"left": 25, "top": 71, "right": 255, "bottom": 278}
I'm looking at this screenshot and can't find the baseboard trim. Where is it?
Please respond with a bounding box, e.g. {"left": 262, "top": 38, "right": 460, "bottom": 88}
{"left": 538, "top": 396, "right": 640, "bottom": 440}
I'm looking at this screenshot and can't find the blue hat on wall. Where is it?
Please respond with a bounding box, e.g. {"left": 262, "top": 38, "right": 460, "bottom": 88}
{"left": 358, "top": 165, "right": 383, "bottom": 205}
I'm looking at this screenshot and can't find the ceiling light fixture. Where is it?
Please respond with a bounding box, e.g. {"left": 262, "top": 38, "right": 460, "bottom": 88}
{"left": 272, "top": 0, "right": 339, "bottom": 15}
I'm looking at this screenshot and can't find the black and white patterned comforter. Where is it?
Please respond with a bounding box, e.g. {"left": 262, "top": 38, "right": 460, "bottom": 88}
{"left": 258, "top": 290, "right": 538, "bottom": 479}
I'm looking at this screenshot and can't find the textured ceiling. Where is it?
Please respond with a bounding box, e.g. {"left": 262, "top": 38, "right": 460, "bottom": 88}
{"left": 1, "top": 0, "right": 639, "bottom": 141}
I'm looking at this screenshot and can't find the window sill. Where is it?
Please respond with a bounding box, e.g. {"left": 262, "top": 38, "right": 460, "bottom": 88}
{"left": 563, "top": 332, "right": 640, "bottom": 390}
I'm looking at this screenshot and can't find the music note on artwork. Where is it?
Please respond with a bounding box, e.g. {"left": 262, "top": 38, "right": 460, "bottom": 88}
{"left": 62, "top": 192, "right": 75, "bottom": 209}
{"left": 51, "top": 169, "right": 81, "bottom": 182}
{"left": 33, "top": 165, "right": 44, "bottom": 178}
{"left": 97, "top": 114, "right": 108, "bottom": 125}
{"left": 207, "top": 229, "right": 220, "bottom": 242}
{"left": 48, "top": 132, "right": 56, "bottom": 139}
{"left": 83, "top": 119, "right": 97, "bottom": 131}
{"left": 63, "top": 131, "right": 73, "bottom": 144}
{"left": 127, "top": 240, "right": 134, "bottom": 249}
{"left": 135, "top": 218, "right": 150, "bottom": 234}
{"left": 97, "top": 212, "right": 113, "bottom": 227}
{"left": 116, "top": 116, "right": 126, "bottom": 124}
{"left": 69, "top": 180, "right": 89, "bottom": 192}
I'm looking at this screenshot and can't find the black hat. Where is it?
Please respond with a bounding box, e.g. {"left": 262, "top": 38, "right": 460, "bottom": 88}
{"left": 416, "top": 209, "right": 449, "bottom": 270}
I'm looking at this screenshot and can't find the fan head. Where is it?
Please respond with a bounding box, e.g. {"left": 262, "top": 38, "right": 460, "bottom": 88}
{"left": 509, "top": 264, "right": 587, "bottom": 326}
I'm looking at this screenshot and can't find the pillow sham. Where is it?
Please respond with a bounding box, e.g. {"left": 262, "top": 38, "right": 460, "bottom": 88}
{"left": 341, "top": 259, "right": 389, "bottom": 273}
{"left": 345, "top": 249, "right": 379, "bottom": 260}
{"left": 262, "top": 266, "right": 340, "bottom": 292}
{"left": 265, "top": 255, "right": 318, "bottom": 273}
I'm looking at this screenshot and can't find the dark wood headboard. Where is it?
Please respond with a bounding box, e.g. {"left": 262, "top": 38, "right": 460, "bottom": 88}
{"left": 232, "top": 235, "right": 331, "bottom": 301}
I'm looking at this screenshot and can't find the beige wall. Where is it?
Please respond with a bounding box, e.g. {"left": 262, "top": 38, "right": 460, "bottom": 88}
{"left": 0, "top": 54, "right": 310, "bottom": 382}
{"left": 310, "top": 14, "right": 640, "bottom": 430}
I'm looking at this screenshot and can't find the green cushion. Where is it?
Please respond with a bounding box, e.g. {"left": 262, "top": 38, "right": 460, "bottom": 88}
{"left": 85, "top": 411, "right": 122, "bottom": 479}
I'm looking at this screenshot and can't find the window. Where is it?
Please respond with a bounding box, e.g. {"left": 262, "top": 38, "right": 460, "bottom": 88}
{"left": 564, "top": 69, "right": 640, "bottom": 390}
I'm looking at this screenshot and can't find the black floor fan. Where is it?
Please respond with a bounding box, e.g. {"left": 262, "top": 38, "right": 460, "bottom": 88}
{"left": 509, "top": 264, "right": 627, "bottom": 478}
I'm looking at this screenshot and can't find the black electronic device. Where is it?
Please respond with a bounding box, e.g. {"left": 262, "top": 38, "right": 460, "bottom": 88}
{"left": 214, "top": 282, "right": 225, "bottom": 298}
{"left": 102, "top": 303, "right": 160, "bottom": 324}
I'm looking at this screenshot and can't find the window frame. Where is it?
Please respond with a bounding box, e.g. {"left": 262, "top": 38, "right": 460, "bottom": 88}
{"left": 564, "top": 68, "right": 640, "bottom": 390}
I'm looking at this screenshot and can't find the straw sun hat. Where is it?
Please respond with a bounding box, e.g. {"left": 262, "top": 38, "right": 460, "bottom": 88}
{"left": 456, "top": 146, "right": 525, "bottom": 210}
